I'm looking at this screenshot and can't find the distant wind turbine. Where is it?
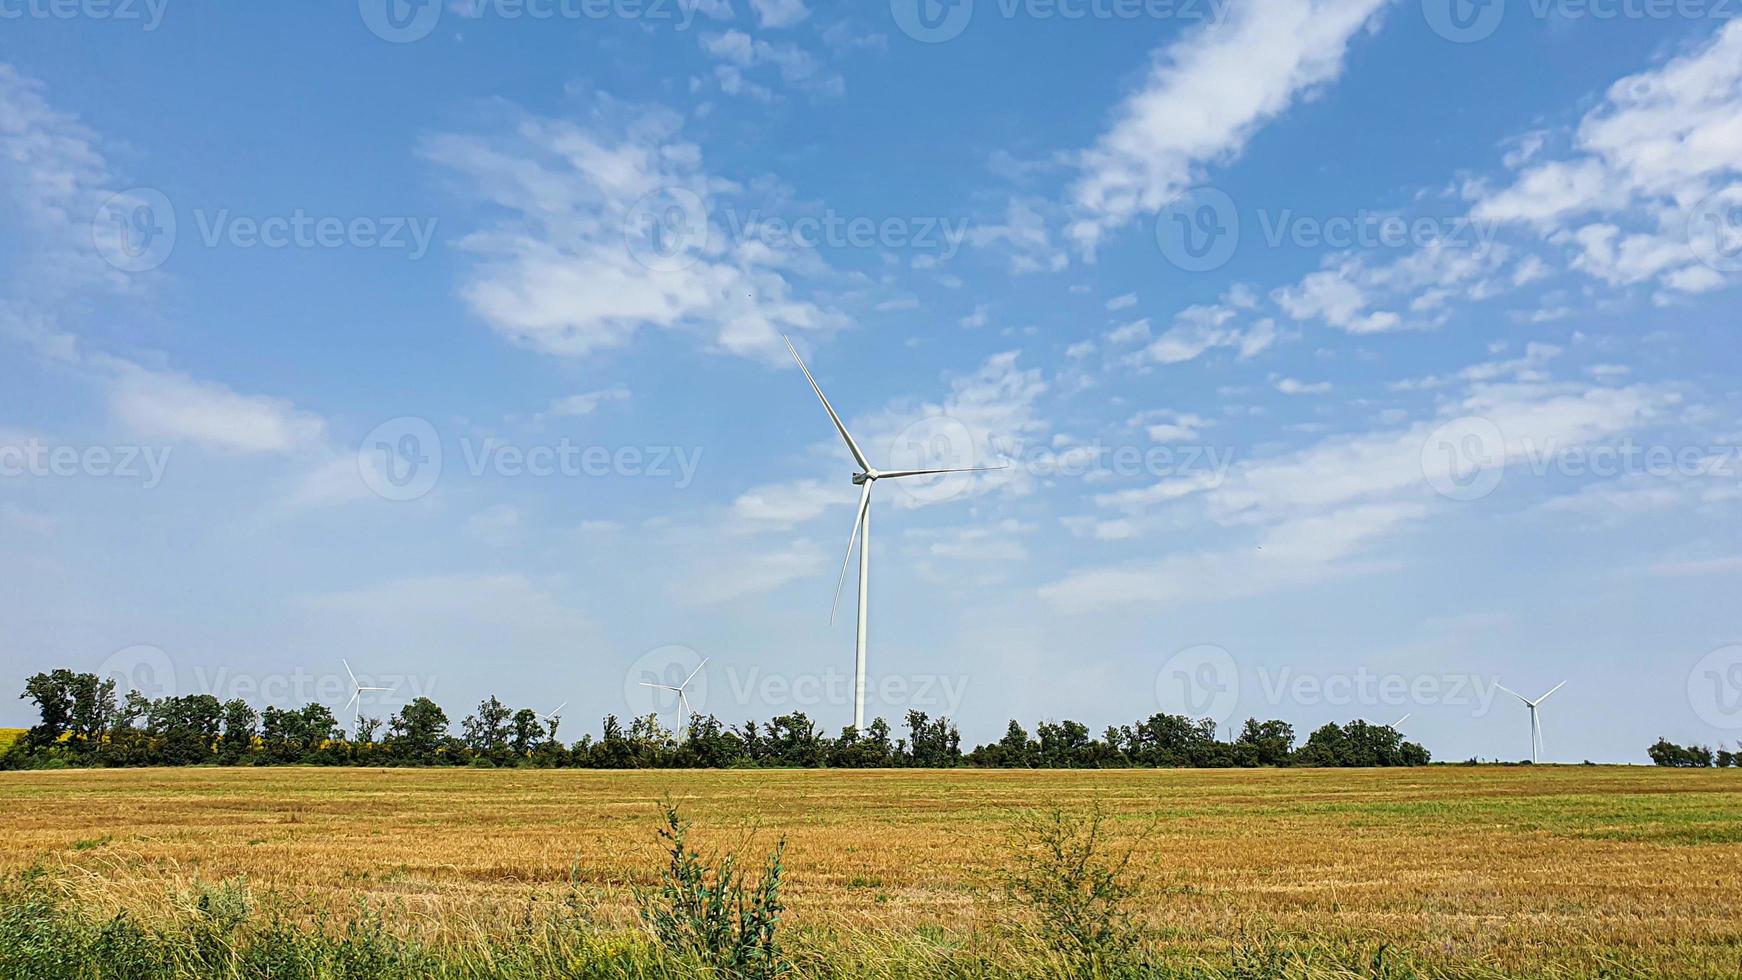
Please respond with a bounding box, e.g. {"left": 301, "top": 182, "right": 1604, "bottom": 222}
{"left": 342, "top": 659, "right": 390, "bottom": 737}
{"left": 542, "top": 702, "right": 567, "bottom": 740}
{"left": 784, "top": 336, "right": 1008, "bottom": 731}
{"left": 641, "top": 659, "right": 707, "bottom": 740}
{"left": 1392, "top": 713, "right": 1411, "bottom": 729}
{"left": 1496, "top": 681, "right": 1566, "bottom": 764}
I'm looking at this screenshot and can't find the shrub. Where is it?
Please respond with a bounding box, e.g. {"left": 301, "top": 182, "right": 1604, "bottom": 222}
{"left": 636, "top": 802, "right": 787, "bottom": 979}
{"left": 1000, "top": 802, "right": 1143, "bottom": 964}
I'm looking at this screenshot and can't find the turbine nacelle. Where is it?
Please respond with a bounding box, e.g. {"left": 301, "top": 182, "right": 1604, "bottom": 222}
{"left": 853, "top": 470, "right": 876, "bottom": 484}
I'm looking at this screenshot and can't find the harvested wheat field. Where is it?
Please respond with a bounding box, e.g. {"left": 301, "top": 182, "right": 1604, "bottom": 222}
{"left": 3, "top": 766, "right": 1740, "bottom": 975}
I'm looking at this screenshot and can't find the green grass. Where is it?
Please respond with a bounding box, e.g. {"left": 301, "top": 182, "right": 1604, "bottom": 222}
{"left": 0, "top": 875, "right": 1571, "bottom": 980}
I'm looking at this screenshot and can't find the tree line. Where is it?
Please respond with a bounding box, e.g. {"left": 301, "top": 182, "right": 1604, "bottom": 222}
{"left": 1648, "top": 737, "right": 1740, "bottom": 768}
{"left": 6, "top": 667, "right": 1430, "bottom": 770}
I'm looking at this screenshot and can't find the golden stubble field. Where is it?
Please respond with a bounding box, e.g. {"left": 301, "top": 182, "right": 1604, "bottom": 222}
{"left": 3, "top": 766, "right": 1740, "bottom": 973}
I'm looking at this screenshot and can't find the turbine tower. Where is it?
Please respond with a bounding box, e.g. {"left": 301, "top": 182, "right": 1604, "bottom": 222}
{"left": 1496, "top": 681, "right": 1566, "bottom": 764}
{"left": 641, "top": 659, "right": 707, "bottom": 740}
{"left": 783, "top": 336, "right": 1007, "bottom": 731}
{"left": 342, "top": 659, "right": 390, "bottom": 738}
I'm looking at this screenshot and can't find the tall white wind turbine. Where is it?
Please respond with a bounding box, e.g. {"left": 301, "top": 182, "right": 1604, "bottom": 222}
{"left": 783, "top": 336, "right": 1008, "bottom": 731}
{"left": 342, "top": 659, "right": 391, "bottom": 737}
{"left": 641, "top": 658, "right": 707, "bottom": 740}
{"left": 1495, "top": 680, "right": 1566, "bottom": 764}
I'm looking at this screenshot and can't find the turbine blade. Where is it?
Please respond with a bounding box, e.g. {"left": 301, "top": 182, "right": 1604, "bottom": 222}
{"left": 1392, "top": 714, "right": 1410, "bottom": 728}
{"left": 549, "top": 702, "right": 567, "bottom": 717}
{"left": 783, "top": 335, "right": 870, "bottom": 473}
{"left": 345, "top": 690, "right": 359, "bottom": 712}
{"left": 831, "top": 482, "right": 873, "bottom": 624}
{"left": 682, "top": 658, "right": 710, "bottom": 689}
{"left": 343, "top": 659, "right": 358, "bottom": 687}
{"left": 1537, "top": 680, "right": 1567, "bottom": 703}
{"left": 877, "top": 463, "right": 1010, "bottom": 480}
{"left": 1494, "top": 684, "right": 1532, "bottom": 706}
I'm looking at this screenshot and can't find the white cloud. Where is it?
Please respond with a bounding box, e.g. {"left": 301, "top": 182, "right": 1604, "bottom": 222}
{"left": 1273, "top": 376, "right": 1332, "bottom": 395}
{"left": 749, "top": 0, "right": 809, "bottom": 28}
{"left": 698, "top": 30, "right": 843, "bottom": 100}
{"left": 1054, "top": 347, "right": 1681, "bottom": 612}
{"left": 548, "top": 386, "right": 630, "bottom": 417}
{"left": 106, "top": 361, "right": 326, "bottom": 455}
{"left": 687, "top": 537, "right": 826, "bottom": 604}
{"left": 966, "top": 197, "right": 1069, "bottom": 274}
{"left": 1066, "top": 0, "right": 1388, "bottom": 253}
{"left": 1128, "top": 288, "right": 1277, "bottom": 365}
{"left": 1105, "top": 292, "right": 1138, "bottom": 311}
{"left": 423, "top": 100, "right": 843, "bottom": 365}
{"left": 959, "top": 303, "right": 990, "bottom": 329}
{"left": 1470, "top": 22, "right": 1742, "bottom": 297}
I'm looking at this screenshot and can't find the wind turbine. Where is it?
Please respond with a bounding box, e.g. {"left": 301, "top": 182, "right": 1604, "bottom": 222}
{"left": 1391, "top": 713, "right": 1411, "bottom": 729}
{"left": 641, "top": 659, "right": 707, "bottom": 740}
{"left": 783, "top": 336, "right": 1008, "bottom": 731}
{"left": 541, "top": 702, "right": 567, "bottom": 741}
{"left": 1495, "top": 680, "right": 1566, "bottom": 764}
{"left": 342, "top": 659, "right": 391, "bottom": 738}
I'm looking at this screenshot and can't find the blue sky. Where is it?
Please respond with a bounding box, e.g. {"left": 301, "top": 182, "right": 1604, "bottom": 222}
{"left": 3, "top": 1, "right": 1741, "bottom": 762}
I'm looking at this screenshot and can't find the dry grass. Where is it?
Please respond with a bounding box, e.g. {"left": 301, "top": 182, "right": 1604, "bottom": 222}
{"left": 1, "top": 766, "right": 1739, "bottom": 975}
